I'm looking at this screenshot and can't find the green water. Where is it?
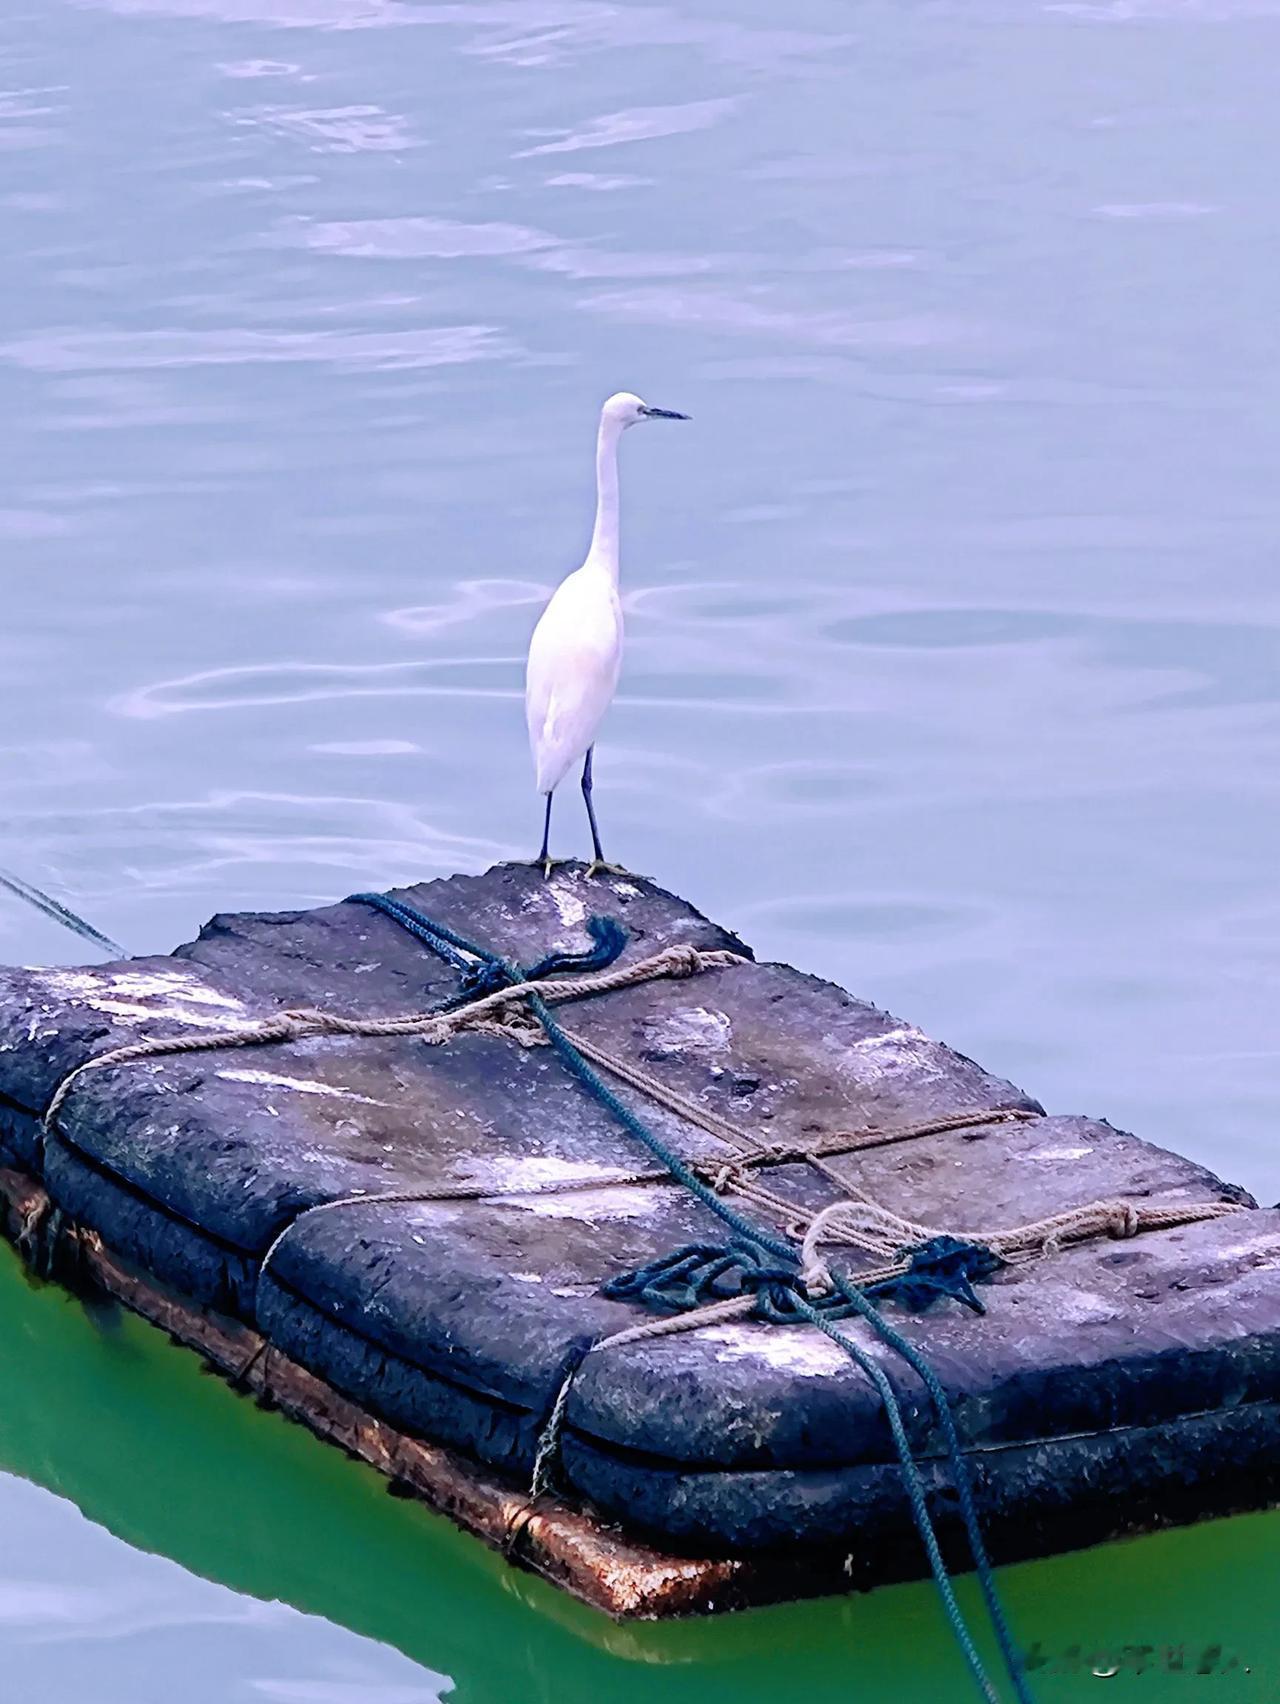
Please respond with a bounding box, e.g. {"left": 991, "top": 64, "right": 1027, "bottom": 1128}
{"left": 2, "top": 0, "right": 1278, "bottom": 1695}
{"left": 2, "top": 1242, "right": 1274, "bottom": 1701}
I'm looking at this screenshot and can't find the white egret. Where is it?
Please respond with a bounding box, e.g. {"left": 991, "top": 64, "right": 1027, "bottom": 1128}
{"left": 525, "top": 390, "right": 688, "bottom": 877}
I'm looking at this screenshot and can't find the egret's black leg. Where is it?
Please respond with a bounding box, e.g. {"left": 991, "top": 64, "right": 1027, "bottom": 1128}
{"left": 583, "top": 748, "right": 627, "bottom": 877}
{"left": 581, "top": 748, "right": 605, "bottom": 866}
{"left": 537, "top": 792, "right": 554, "bottom": 879}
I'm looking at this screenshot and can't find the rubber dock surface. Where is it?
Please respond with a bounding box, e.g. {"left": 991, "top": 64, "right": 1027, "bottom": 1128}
{"left": 0, "top": 863, "right": 1275, "bottom": 1617}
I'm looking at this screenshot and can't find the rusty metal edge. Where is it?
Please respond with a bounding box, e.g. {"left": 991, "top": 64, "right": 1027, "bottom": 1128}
{"left": 7, "top": 1159, "right": 1280, "bottom": 1629}
{"left": 0, "top": 1164, "right": 785, "bottom": 1620}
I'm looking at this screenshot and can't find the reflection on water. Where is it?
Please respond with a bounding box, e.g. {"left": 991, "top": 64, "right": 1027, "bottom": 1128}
{"left": 1, "top": 1244, "right": 1273, "bottom": 1703}
{"left": 1, "top": 0, "right": 1278, "bottom": 1696}
{"left": 0, "top": 1472, "right": 451, "bottom": 1704}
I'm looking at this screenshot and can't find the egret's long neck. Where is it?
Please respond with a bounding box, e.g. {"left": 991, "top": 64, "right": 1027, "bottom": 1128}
{"left": 586, "top": 415, "right": 623, "bottom": 579}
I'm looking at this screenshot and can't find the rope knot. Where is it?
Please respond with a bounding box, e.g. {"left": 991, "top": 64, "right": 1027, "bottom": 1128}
{"left": 273, "top": 1009, "right": 329, "bottom": 1041}
{"left": 467, "top": 1006, "right": 546, "bottom": 1048}
{"left": 757, "top": 1140, "right": 805, "bottom": 1166}
{"left": 1106, "top": 1201, "right": 1142, "bottom": 1239}
{"left": 865, "top": 1236, "right": 1006, "bottom": 1316}
{"left": 456, "top": 959, "right": 517, "bottom": 1001}
{"left": 801, "top": 1251, "right": 836, "bottom": 1296}
{"left": 605, "top": 1231, "right": 1011, "bottom": 1326}
{"left": 660, "top": 944, "right": 706, "bottom": 979}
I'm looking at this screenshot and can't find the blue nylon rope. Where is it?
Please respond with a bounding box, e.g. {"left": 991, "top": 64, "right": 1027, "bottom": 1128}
{"left": 791, "top": 1293, "right": 1003, "bottom": 1704}
{"left": 533, "top": 990, "right": 801, "bottom": 1263}
{"left": 825, "top": 1272, "right": 1029, "bottom": 1698}
{"left": 352, "top": 894, "right": 796, "bottom": 1256}
{"left": 350, "top": 891, "right": 482, "bottom": 975}
{"left": 346, "top": 890, "right": 1032, "bottom": 1704}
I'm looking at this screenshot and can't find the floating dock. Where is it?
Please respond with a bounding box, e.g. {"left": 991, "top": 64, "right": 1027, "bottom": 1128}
{"left": 0, "top": 863, "right": 1276, "bottom": 1619}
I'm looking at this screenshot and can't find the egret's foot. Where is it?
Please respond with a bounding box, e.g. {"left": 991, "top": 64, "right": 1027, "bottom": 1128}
{"left": 586, "top": 859, "right": 630, "bottom": 880}
{"left": 533, "top": 855, "right": 563, "bottom": 880}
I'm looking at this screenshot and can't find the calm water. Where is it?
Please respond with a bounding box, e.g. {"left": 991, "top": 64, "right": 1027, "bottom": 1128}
{"left": 1, "top": 0, "right": 1277, "bottom": 1697}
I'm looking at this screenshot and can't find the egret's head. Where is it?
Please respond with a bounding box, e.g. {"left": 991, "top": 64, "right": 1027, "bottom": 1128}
{"left": 602, "top": 391, "right": 690, "bottom": 430}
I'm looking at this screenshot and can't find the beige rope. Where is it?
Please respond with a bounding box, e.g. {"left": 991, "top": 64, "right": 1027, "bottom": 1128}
{"left": 251, "top": 1164, "right": 675, "bottom": 1289}
{"left": 800, "top": 1191, "right": 1247, "bottom": 1294}
{"left": 565, "top": 1028, "right": 1039, "bottom": 1164}
{"left": 522, "top": 1187, "right": 1249, "bottom": 1513}
{"left": 42, "top": 942, "right": 747, "bottom": 1128}
{"left": 38, "top": 928, "right": 1246, "bottom": 1339}
{"left": 527, "top": 1294, "right": 756, "bottom": 1498}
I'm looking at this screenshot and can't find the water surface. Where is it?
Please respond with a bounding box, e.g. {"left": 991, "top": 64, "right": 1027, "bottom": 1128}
{"left": 1, "top": 0, "right": 1277, "bottom": 1697}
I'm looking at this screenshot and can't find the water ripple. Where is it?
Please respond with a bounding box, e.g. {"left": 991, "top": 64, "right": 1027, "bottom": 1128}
{"left": 513, "top": 98, "right": 739, "bottom": 158}
{"left": 113, "top": 659, "right": 522, "bottom": 720}
{"left": 380, "top": 579, "right": 548, "bottom": 636}
{"left": 228, "top": 105, "right": 422, "bottom": 153}
{"left": 579, "top": 288, "right": 974, "bottom": 350}
{"left": 281, "top": 216, "right": 558, "bottom": 259}
{"left": 0, "top": 326, "right": 512, "bottom": 372}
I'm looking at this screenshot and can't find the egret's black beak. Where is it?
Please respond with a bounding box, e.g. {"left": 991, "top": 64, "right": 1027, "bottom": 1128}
{"left": 640, "top": 406, "right": 690, "bottom": 420}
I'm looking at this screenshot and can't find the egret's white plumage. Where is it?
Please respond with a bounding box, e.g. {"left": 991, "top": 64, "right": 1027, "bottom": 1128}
{"left": 526, "top": 573, "right": 622, "bottom": 796}
{"left": 525, "top": 390, "right": 687, "bottom": 875}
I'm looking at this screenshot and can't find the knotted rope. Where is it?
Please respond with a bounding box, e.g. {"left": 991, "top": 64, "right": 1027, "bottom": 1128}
{"left": 526, "top": 1236, "right": 1029, "bottom": 1704}
{"left": 799, "top": 1192, "right": 1244, "bottom": 1296}
{"left": 352, "top": 896, "right": 1037, "bottom": 1703}
{"left": 37, "top": 887, "right": 1249, "bottom": 1704}
{"left": 41, "top": 938, "right": 745, "bottom": 1130}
